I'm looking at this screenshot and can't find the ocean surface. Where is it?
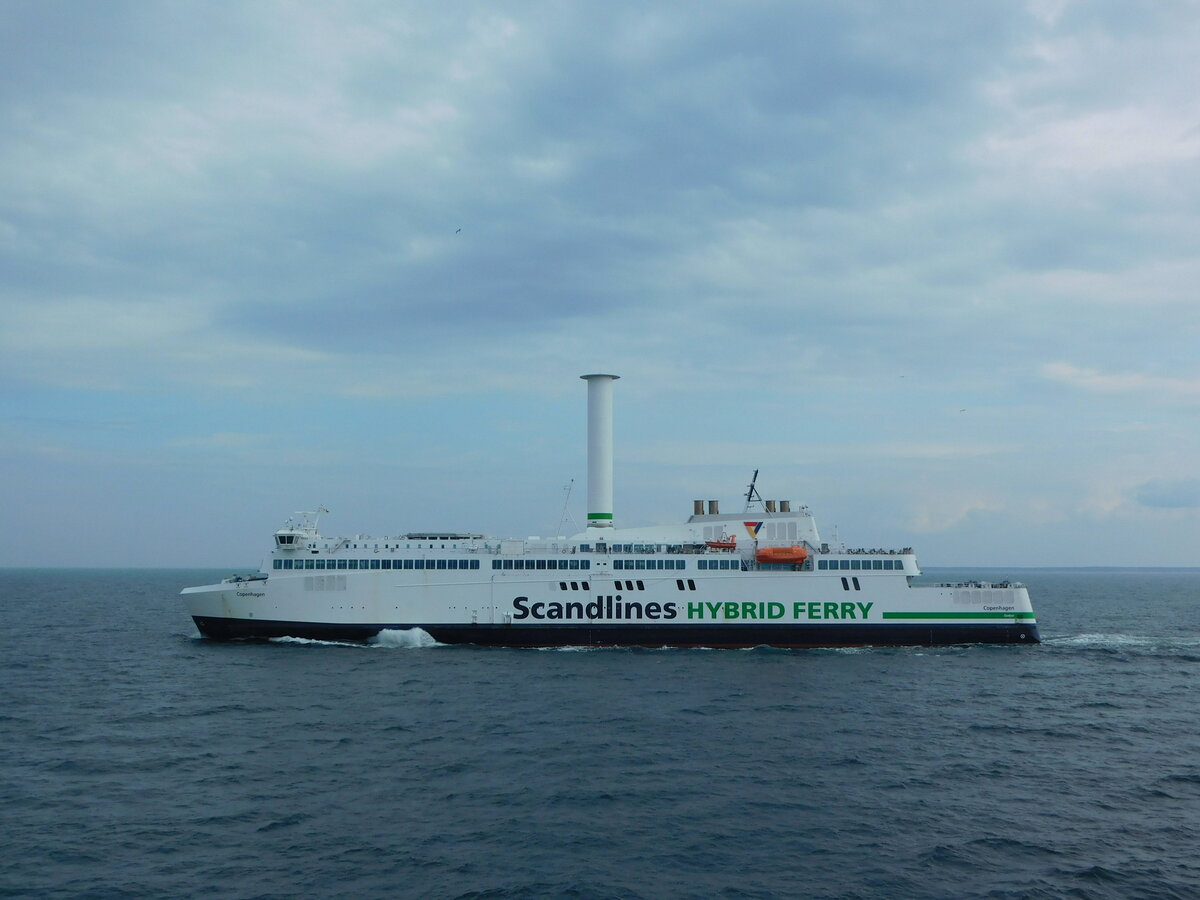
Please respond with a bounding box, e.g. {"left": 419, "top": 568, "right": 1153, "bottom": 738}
{"left": 2, "top": 568, "right": 1198, "bottom": 899}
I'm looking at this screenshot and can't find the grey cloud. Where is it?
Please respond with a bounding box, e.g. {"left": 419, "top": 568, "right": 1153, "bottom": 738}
{"left": 1135, "top": 478, "right": 1200, "bottom": 509}
{"left": 4, "top": 2, "right": 1199, "bottom": 373}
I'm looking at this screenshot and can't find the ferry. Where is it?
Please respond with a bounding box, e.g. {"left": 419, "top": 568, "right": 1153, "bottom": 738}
{"left": 182, "top": 375, "right": 1039, "bottom": 647}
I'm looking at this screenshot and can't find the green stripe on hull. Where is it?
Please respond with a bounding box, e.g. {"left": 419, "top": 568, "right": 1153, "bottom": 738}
{"left": 883, "top": 611, "right": 1037, "bottom": 621}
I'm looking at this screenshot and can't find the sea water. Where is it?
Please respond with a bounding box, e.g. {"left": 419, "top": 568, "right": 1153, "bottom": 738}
{"left": 1, "top": 568, "right": 1198, "bottom": 899}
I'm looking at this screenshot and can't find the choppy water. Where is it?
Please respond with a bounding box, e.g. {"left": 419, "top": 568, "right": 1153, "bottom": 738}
{"left": 2, "top": 568, "right": 1199, "bottom": 899}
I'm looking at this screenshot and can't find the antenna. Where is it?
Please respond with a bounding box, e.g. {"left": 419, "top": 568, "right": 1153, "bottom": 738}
{"left": 294, "top": 506, "right": 329, "bottom": 530}
{"left": 743, "top": 469, "right": 763, "bottom": 512}
{"left": 555, "top": 479, "right": 579, "bottom": 537}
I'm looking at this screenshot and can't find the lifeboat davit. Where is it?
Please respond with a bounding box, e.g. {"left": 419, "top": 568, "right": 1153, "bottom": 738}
{"left": 755, "top": 546, "right": 808, "bottom": 565}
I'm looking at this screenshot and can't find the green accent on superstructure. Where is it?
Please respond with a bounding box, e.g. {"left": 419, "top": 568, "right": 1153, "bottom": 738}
{"left": 882, "top": 611, "right": 1037, "bottom": 620}
{"left": 588, "top": 513, "right": 614, "bottom": 520}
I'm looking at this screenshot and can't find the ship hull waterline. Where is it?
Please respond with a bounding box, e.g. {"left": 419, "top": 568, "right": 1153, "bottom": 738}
{"left": 192, "top": 616, "right": 1040, "bottom": 648}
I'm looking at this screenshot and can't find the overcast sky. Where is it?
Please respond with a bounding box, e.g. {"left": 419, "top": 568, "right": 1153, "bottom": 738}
{"left": 3, "top": 1, "right": 1200, "bottom": 568}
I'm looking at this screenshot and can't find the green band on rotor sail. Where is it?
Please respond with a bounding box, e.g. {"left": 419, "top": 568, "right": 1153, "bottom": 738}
{"left": 588, "top": 513, "right": 614, "bottom": 520}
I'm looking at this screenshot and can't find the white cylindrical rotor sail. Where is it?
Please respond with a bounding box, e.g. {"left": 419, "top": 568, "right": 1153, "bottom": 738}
{"left": 581, "top": 374, "right": 619, "bottom": 529}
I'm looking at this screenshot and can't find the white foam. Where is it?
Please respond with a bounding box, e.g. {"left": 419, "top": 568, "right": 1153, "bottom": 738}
{"left": 1046, "top": 633, "right": 1200, "bottom": 653}
{"left": 269, "top": 636, "right": 362, "bottom": 648}
{"left": 267, "top": 628, "right": 440, "bottom": 649}
{"left": 533, "top": 645, "right": 595, "bottom": 652}
{"left": 1047, "top": 633, "right": 1155, "bottom": 650}
{"left": 368, "top": 627, "right": 440, "bottom": 649}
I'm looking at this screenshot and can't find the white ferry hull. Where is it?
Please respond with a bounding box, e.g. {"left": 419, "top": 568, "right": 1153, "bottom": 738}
{"left": 183, "top": 373, "right": 1039, "bottom": 649}
{"left": 183, "top": 569, "right": 1039, "bottom": 648}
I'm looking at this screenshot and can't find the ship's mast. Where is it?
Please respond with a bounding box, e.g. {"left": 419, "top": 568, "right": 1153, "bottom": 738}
{"left": 292, "top": 505, "right": 329, "bottom": 531}
{"left": 743, "top": 469, "right": 763, "bottom": 512}
{"left": 555, "top": 478, "right": 579, "bottom": 537}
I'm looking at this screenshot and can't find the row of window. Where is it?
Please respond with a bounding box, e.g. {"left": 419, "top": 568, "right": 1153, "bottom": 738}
{"left": 274, "top": 555, "right": 903, "bottom": 573}
{"left": 300, "top": 574, "right": 684, "bottom": 592}
{"left": 614, "top": 559, "right": 687, "bottom": 570}
{"left": 579, "top": 543, "right": 679, "bottom": 553}
{"left": 818, "top": 558, "right": 904, "bottom": 571}
{"left": 276, "top": 558, "right": 482, "bottom": 571}
{"left": 493, "top": 559, "right": 592, "bottom": 571}
{"left": 557, "top": 580, "right": 648, "bottom": 592}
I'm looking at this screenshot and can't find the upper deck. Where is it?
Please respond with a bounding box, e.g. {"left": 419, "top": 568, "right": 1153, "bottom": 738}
{"left": 264, "top": 494, "right": 919, "bottom": 578}
{"left": 265, "top": 527, "right": 919, "bottom": 577}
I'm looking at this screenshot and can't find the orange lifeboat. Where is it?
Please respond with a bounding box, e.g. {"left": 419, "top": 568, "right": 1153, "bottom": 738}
{"left": 755, "top": 546, "right": 808, "bottom": 565}
{"left": 706, "top": 535, "right": 736, "bottom": 550}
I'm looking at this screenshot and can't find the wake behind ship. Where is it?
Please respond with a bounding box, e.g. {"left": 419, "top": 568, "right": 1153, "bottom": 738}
{"left": 183, "top": 375, "right": 1039, "bottom": 648}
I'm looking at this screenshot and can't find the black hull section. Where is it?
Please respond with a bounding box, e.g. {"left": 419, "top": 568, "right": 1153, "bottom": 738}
{"left": 193, "top": 616, "right": 1040, "bottom": 647}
